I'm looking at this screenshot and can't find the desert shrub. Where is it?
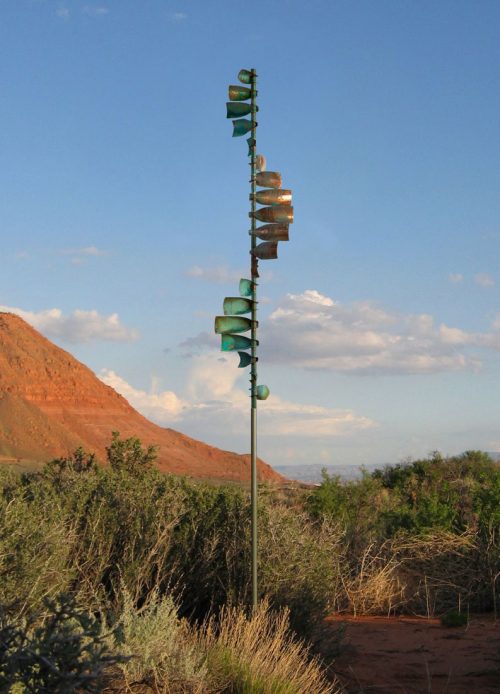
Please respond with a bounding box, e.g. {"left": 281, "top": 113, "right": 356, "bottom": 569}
{"left": 3, "top": 441, "right": 499, "bottom": 642}
{"left": 257, "top": 498, "right": 341, "bottom": 636}
{"left": 44, "top": 447, "right": 97, "bottom": 480}
{"left": 144, "top": 481, "right": 340, "bottom": 637}
{"left": 374, "top": 450, "right": 500, "bottom": 535}
{"left": 167, "top": 484, "right": 343, "bottom": 635}
{"left": 0, "top": 593, "right": 124, "bottom": 693}
{"left": 306, "top": 470, "right": 394, "bottom": 549}
{"left": 440, "top": 608, "right": 468, "bottom": 627}
{"left": 1, "top": 453, "right": 338, "bottom": 637}
{"left": 392, "top": 531, "right": 488, "bottom": 615}
{"left": 111, "top": 587, "right": 207, "bottom": 691}
{"left": 60, "top": 466, "right": 190, "bottom": 609}
{"left": 306, "top": 452, "right": 500, "bottom": 616}
{"left": 199, "top": 600, "right": 338, "bottom": 694}
{"left": 166, "top": 482, "right": 251, "bottom": 617}
{"left": 0, "top": 469, "right": 77, "bottom": 616}
{"left": 328, "top": 529, "right": 489, "bottom": 617}
{"left": 106, "top": 430, "right": 158, "bottom": 475}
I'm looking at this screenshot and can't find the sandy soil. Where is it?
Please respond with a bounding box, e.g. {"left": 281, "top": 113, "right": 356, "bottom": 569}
{"left": 322, "top": 614, "right": 500, "bottom": 693}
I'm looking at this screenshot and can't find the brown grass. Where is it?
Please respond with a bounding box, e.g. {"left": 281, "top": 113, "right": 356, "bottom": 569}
{"left": 199, "top": 599, "right": 341, "bottom": 693}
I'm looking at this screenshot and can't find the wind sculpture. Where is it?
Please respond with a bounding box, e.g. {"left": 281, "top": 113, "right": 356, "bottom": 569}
{"left": 214, "top": 68, "right": 294, "bottom": 607}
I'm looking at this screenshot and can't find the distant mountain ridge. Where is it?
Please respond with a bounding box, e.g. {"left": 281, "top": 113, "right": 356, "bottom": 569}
{"left": 274, "top": 463, "right": 379, "bottom": 484}
{"left": 0, "top": 312, "right": 284, "bottom": 483}
{"left": 277, "top": 453, "right": 500, "bottom": 484}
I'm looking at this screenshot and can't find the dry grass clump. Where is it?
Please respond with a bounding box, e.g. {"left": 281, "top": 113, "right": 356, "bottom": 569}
{"left": 106, "top": 592, "right": 339, "bottom": 693}
{"left": 335, "top": 539, "right": 406, "bottom": 616}
{"left": 332, "top": 531, "right": 483, "bottom": 617}
{"left": 199, "top": 600, "right": 340, "bottom": 694}
{"left": 393, "top": 530, "right": 480, "bottom": 615}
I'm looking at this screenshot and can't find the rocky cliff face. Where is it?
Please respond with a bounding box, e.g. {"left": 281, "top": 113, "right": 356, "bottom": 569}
{"left": 0, "top": 312, "right": 283, "bottom": 483}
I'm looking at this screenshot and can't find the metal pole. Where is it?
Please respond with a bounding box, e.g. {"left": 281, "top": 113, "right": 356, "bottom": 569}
{"left": 249, "top": 68, "right": 258, "bottom": 609}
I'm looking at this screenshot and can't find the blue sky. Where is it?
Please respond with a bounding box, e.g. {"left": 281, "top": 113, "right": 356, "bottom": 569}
{"left": 1, "top": 0, "right": 499, "bottom": 469}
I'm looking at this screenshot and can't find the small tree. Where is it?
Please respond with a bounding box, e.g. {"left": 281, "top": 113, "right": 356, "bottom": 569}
{"left": 106, "top": 432, "right": 158, "bottom": 475}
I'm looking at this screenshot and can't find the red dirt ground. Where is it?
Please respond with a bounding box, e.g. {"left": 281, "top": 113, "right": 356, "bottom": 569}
{"left": 323, "top": 614, "right": 500, "bottom": 693}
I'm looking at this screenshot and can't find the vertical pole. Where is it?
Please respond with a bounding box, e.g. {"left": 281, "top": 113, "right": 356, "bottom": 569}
{"left": 249, "top": 68, "right": 258, "bottom": 609}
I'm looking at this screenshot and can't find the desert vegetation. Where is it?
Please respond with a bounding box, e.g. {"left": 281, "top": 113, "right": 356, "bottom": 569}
{"left": 1, "top": 438, "right": 499, "bottom": 692}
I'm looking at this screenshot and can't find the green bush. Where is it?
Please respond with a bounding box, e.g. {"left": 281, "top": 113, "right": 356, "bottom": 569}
{"left": 258, "top": 498, "right": 340, "bottom": 636}
{"left": 0, "top": 594, "right": 125, "bottom": 693}
{"left": 1, "top": 439, "right": 339, "bottom": 638}
{"left": 306, "top": 451, "right": 500, "bottom": 615}
{"left": 2, "top": 440, "right": 499, "bottom": 651}
{"left": 106, "top": 430, "right": 158, "bottom": 475}
{"left": 0, "top": 469, "right": 77, "bottom": 615}
{"left": 440, "top": 609, "right": 468, "bottom": 627}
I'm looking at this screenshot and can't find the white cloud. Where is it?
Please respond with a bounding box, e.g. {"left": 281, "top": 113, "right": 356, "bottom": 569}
{"left": 260, "top": 290, "right": 499, "bottom": 374}
{"left": 0, "top": 305, "right": 137, "bottom": 343}
{"left": 82, "top": 6, "right": 109, "bottom": 16}
{"left": 448, "top": 273, "right": 464, "bottom": 284}
{"left": 99, "top": 352, "right": 375, "bottom": 440}
{"left": 168, "top": 12, "right": 187, "bottom": 22}
{"left": 78, "top": 245, "right": 107, "bottom": 256}
{"left": 438, "top": 325, "right": 471, "bottom": 345}
{"left": 291, "top": 289, "right": 335, "bottom": 308}
{"left": 258, "top": 396, "right": 376, "bottom": 437}
{"left": 474, "top": 273, "right": 495, "bottom": 287}
{"left": 475, "top": 333, "right": 500, "bottom": 350}
{"left": 55, "top": 7, "right": 70, "bottom": 20}
{"left": 185, "top": 352, "right": 244, "bottom": 401}
{"left": 60, "top": 245, "right": 107, "bottom": 262}
{"left": 100, "top": 370, "right": 185, "bottom": 423}
{"left": 59, "top": 246, "right": 108, "bottom": 266}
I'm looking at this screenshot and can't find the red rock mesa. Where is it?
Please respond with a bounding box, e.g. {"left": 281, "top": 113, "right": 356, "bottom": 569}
{"left": 0, "top": 312, "right": 283, "bottom": 483}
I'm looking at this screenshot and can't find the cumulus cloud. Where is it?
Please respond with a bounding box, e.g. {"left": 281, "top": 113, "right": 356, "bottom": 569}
{"left": 0, "top": 305, "right": 137, "bottom": 343}
{"left": 438, "top": 325, "right": 470, "bottom": 345}
{"left": 474, "top": 273, "right": 495, "bottom": 287}
{"left": 259, "top": 290, "right": 500, "bottom": 374}
{"left": 448, "top": 273, "right": 464, "bottom": 284}
{"left": 258, "top": 396, "right": 376, "bottom": 437}
{"left": 99, "top": 352, "right": 375, "bottom": 440}
{"left": 100, "top": 370, "right": 185, "bottom": 423}
{"left": 185, "top": 352, "right": 245, "bottom": 402}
